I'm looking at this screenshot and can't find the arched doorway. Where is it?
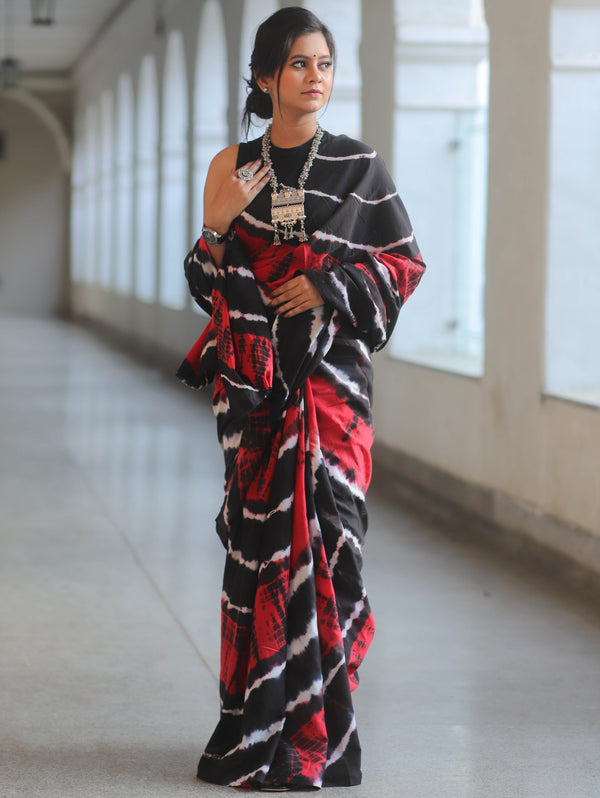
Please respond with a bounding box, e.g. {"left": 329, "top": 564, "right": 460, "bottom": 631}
{"left": 0, "top": 95, "right": 69, "bottom": 314}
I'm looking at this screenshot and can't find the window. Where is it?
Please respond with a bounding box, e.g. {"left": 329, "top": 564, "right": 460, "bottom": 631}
{"left": 545, "top": 2, "right": 600, "bottom": 404}
{"left": 193, "top": 0, "right": 228, "bottom": 248}
{"left": 135, "top": 55, "right": 159, "bottom": 303}
{"left": 70, "top": 111, "right": 86, "bottom": 284}
{"left": 114, "top": 73, "right": 135, "bottom": 296}
{"left": 99, "top": 90, "right": 114, "bottom": 289}
{"left": 390, "top": 0, "right": 489, "bottom": 376}
{"left": 84, "top": 103, "right": 99, "bottom": 285}
{"left": 158, "top": 30, "right": 189, "bottom": 310}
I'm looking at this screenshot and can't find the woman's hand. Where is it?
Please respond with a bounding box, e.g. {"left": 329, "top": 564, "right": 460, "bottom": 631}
{"left": 270, "top": 275, "right": 324, "bottom": 317}
{"left": 204, "top": 155, "right": 271, "bottom": 235}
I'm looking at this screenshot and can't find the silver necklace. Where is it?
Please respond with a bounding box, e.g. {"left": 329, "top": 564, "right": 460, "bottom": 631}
{"left": 261, "top": 124, "right": 323, "bottom": 246}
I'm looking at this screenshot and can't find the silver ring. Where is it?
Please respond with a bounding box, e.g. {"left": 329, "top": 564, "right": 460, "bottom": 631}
{"left": 237, "top": 167, "right": 254, "bottom": 182}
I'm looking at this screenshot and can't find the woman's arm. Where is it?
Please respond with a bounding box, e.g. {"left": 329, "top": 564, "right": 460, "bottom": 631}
{"left": 202, "top": 146, "right": 270, "bottom": 266}
{"left": 183, "top": 145, "right": 271, "bottom": 310}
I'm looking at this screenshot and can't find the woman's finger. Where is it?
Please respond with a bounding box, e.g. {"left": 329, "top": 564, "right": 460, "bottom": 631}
{"left": 232, "top": 158, "right": 262, "bottom": 179}
{"left": 271, "top": 289, "right": 303, "bottom": 308}
{"left": 233, "top": 163, "right": 269, "bottom": 200}
{"left": 282, "top": 297, "right": 321, "bottom": 317}
{"left": 211, "top": 161, "right": 269, "bottom": 224}
{"left": 272, "top": 289, "right": 323, "bottom": 315}
{"left": 232, "top": 159, "right": 270, "bottom": 187}
{"left": 284, "top": 302, "right": 310, "bottom": 317}
{"left": 271, "top": 276, "right": 305, "bottom": 299}
{"left": 249, "top": 165, "right": 271, "bottom": 191}
{"left": 272, "top": 276, "right": 320, "bottom": 305}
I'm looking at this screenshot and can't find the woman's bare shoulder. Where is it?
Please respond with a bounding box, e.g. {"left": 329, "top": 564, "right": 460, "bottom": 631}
{"left": 204, "top": 145, "right": 239, "bottom": 203}
{"left": 208, "top": 145, "right": 239, "bottom": 177}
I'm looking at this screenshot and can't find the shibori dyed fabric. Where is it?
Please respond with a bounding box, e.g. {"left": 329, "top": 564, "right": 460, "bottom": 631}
{"left": 177, "top": 132, "right": 425, "bottom": 789}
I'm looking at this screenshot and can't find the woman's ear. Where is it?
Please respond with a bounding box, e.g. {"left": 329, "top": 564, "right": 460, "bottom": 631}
{"left": 254, "top": 69, "right": 274, "bottom": 95}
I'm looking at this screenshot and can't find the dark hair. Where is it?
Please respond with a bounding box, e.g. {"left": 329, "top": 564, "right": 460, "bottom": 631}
{"left": 242, "top": 6, "right": 336, "bottom": 135}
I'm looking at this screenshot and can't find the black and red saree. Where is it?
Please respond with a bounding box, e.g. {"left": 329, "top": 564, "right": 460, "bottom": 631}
{"left": 178, "top": 132, "right": 425, "bottom": 789}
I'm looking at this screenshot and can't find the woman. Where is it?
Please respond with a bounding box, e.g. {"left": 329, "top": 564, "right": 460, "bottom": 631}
{"left": 178, "top": 6, "right": 425, "bottom": 791}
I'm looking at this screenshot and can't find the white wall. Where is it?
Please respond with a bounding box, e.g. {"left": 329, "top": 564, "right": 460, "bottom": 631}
{"left": 68, "top": 0, "right": 600, "bottom": 560}
{"left": 0, "top": 98, "right": 68, "bottom": 315}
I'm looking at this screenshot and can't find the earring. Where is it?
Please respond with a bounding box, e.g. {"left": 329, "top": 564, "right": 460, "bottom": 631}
{"left": 263, "top": 87, "right": 269, "bottom": 94}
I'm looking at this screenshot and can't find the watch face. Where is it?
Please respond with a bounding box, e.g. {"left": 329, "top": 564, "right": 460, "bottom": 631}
{"left": 202, "top": 227, "right": 219, "bottom": 245}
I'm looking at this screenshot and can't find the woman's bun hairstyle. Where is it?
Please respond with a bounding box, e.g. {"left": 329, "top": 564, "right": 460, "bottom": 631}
{"left": 244, "top": 73, "right": 273, "bottom": 123}
{"left": 242, "top": 6, "right": 336, "bottom": 136}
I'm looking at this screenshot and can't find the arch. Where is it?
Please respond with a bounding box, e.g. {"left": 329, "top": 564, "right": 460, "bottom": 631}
{"left": 135, "top": 54, "right": 159, "bottom": 303}
{"left": 159, "top": 29, "right": 189, "bottom": 310}
{"left": 114, "top": 72, "right": 135, "bottom": 296}
{"left": 2, "top": 87, "right": 71, "bottom": 173}
{"left": 193, "top": 0, "right": 228, "bottom": 249}
{"left": 0, "top": 96, "right": 68, "bottom": 313}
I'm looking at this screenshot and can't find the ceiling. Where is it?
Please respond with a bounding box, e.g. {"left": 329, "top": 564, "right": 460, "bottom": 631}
{"left": 0, "top": 0, "right": 128, "bottom": 74}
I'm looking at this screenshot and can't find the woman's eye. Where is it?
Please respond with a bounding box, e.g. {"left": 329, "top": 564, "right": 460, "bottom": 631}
{"left": 319, "top": 61, "right": 332, "bottom": 71}
{"left": 291, "top": 60, "right": 306, "bottom": 69}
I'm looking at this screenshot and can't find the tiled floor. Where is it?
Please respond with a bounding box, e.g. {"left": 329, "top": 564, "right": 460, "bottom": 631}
{"left": 2, "top": 316, "right": 599, "bottom": 798}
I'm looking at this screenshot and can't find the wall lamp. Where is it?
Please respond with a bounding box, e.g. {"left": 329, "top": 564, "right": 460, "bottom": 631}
{"left": 31, "top": 0, "right": 55, "bottom": 26}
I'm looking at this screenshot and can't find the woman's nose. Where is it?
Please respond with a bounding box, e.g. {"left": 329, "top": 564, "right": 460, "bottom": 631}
{"left": 308, "top": 62, "right": 322, "bottom": 82}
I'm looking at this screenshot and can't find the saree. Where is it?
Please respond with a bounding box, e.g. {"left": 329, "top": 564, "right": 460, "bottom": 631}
{"left": 177, "top": 132, "right": 425, "bottom": 789}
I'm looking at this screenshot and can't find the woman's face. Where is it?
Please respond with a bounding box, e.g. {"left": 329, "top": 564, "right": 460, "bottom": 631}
{"left": 268, "top": 32, "right": 333, "bottom": 121}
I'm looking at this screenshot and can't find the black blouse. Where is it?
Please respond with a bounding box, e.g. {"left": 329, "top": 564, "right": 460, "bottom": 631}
{"left": 237, "top": 132, "right": 335, "bottom": 238}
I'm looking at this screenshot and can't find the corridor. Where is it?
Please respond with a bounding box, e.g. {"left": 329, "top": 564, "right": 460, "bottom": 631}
{"left": 1, "top": 315, "right": 599, "bottom": 798}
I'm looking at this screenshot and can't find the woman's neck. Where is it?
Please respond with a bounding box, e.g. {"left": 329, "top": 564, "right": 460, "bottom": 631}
{"left": 269, "top": 115, "right": 319, "bottom": 149}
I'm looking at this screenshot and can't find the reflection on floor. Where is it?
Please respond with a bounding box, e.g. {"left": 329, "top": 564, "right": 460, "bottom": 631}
{"left": 1, "top": 316, "right": 599, "bottom": 798}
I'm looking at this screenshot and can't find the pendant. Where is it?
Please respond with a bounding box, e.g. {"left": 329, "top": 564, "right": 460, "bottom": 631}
{"left": 271, "top": 186, "right": 305, "bottom": 241}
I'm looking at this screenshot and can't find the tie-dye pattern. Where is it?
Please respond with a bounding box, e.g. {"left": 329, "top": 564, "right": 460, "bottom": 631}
{"left": 177, "top": 131, "right": 425, "bottom": 789}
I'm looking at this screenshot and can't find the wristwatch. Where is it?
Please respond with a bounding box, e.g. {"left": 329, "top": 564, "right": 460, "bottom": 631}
{"left": 202, "top": 225, "right": 229, "bottom": 246}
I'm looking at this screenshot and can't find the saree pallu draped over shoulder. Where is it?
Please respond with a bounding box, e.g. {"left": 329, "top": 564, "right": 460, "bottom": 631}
{"left": 177, "top": 132, "right": 425, "bottom": 789}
